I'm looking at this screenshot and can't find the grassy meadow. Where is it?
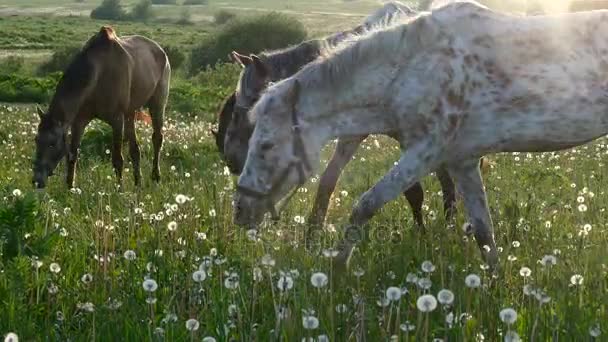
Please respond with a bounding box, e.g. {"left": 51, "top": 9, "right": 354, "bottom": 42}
{"left": 1, "top": 0, "right": 607, "bottom": 341}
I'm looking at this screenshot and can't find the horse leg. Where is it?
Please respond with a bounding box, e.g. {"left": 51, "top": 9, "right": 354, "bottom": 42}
{"left": 305, "top": 135, "right": 365, "bottom": 249}
{"left": 308, "top": 135, "right": 366, "bottom": 226}
{"left": 66, "top": 118, "right": 90, "bottom": 188}
{"left": 402, "top": 182, "right": 425, "bottom": 229}
{"left": 111, "top": 117, "right": 125, "bottom": 187}
{"left": 125, "top": 115, "right": 141, "bottom": 187}
{"left": 148, "top": 67, "right": 169, "bottom": 183}
{"left": 335, "top": 135, "right": 445, "bottom": 270}
{"left": 448, "top": 158, "right": 498, "bottom": 269}
{"left": 436, "top": 166, "right": 457, "bottom": 221}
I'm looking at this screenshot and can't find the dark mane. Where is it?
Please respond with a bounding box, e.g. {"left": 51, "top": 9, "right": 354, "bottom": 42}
{"left": 49, "top": 27, "right": 115, "bottom": 120}
{"left": 215, "top": 92, "right": 236, "bottom": 153}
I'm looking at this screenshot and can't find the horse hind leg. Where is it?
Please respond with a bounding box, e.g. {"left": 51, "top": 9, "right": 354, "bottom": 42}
{"left": 111, "top": 116, "right": 125, "bottom": 188}
{"left": 402, "top": 182, "right": 425, "bottom": 230}
{"left": 125, "top": 115, "right": 142, "bottom": 186}
{"left": 147, "top": 68, "right": 170, "bottom": 183}
{"left": 436, "top": 166, "right": 457, "bottom": 222}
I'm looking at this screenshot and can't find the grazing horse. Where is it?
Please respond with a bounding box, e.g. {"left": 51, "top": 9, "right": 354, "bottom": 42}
{"left": 234, "top": 2, "right": 608, "bottom": 269}
{"left": 215, "top": 1, "right": 458, "bottom": 228}
{"left": 33, "top": 26, "right": 171, "bottom": 189}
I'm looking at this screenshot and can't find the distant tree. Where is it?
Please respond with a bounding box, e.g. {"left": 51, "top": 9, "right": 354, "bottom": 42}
{"left": 90, "top": 0, "right": 126, "bottom": 20}
{"left": 130, "top": 0, "right": 155, "bottom": 22}
{"left": 163, "top": 45, "right": 186, "bottom": 70}
{"left": 151, "top": 0, "right": 177, "bottom": 3}
{"left": 183, "top": 0, "right": 208, "bottom": 5}
{"left": 213, "top": 10, "right": 236, "bottom": 25}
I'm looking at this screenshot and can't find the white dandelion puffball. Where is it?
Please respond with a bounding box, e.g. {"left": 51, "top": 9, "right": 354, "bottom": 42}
{"left": 4, "top": 332, "right": 18, "bottom": 342}
{"left": 386, "top": 287, "right": 402, "bottom": 302}
{"left": 192, "top": 270, "right": 206, "bottom": 283}
{"left": 416, "top": 294, "right": 438, "bottom": 312}
{"left": 261, "top": 254, "right": 276, "bottom": 267}
{"left": 317, "top": 334, "right": 329, "bottom": 342}
{"left": 277, "top": 275, "right": 294, "bottom": 291}
{"left": 519, "top": 267, "right": 532, "bottom": 277}
{"left": 49, "top": 262, "right": 61, "bottom": 274}
{"left": 123, "top": 250, "right": 136, "bottom": 260}
{"left": 185, "top": 318, "right": 200, "bottom": 331}
{"left": 175, "top": 194, "right": 188, "bottom": 204}
{"left": 499, "top": 308, "right": 518, "bottom": 325}
{"left": 302, "top": 316, "right": 320, "bottom": 330}
{"left": 167, "top": 221, "right": 178, "bottom": 232}
{"left": 504, "top": 331, "right": 521, "bottom": 342}
{"left": 202, "top": 337, "right": 217, "bottom": 342}
{"left": 400, "top": 322, "right": 416, "bottom": 332}
{"left": 224, "top": 273, "right": 239, "bottom": 290}
{"left": 589, "top": 324, "right": 601, "bottom": 337}
{"left": 437, "top": 289, "right": 455, "bottom": 305}
{"left": 465, "top": 274, "right": 481, "bottom": 288}
{"left": 570, "top": 274, "right": 584, "bottom": 286}
{"left": 540, "top": 254, "right": 557, "bottom": 267}
{"left": 142, "top": 279, "right": 158, "bottom": 292}
{"left": 12, "top": 189, "right": 22, "bottom": 197}
{"left": 421, "top": 260, "right": 436, "bottom": 273}
{"left": 81, "top": 273, "right": 93, "bottom": 284}
{"left": 311, "top": 272, "right": 328, "bottom": 288}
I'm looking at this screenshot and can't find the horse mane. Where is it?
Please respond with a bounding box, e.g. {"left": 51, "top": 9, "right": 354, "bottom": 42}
{"left": 48, "top": 26, "right": 117, "bottom": 122}
{"left": 215, "top": 92, "right": 236, "bottom": 153}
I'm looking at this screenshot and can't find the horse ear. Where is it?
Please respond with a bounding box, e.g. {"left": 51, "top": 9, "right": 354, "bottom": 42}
{"left": 230, "top": 51, "right": 252, "bottom": 67}
{"left": 36, "top": 105, "right": 45, "bottom": 120}
{"left": 250, "top": 54, "right": 269, "bottom": 77}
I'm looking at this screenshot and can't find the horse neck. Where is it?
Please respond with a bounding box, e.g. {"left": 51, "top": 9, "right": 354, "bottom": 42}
{"left": 265, "top": 40, "right": 323, "bottom": 80}
{"left": 296, "top": 70, "right": 398, "bottom": 146}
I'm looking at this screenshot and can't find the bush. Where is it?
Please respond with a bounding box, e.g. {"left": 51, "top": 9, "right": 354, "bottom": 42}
{"left": 38, "top": 45, "right": 81, "bottom": 75}
{"left": 189, "top": 12, "right": 307, "bottom": 74}
{"left": 0, "top": 56, "right": 25, "bottom": 74}
{"left": 90, "top": 0, "right": 126, "bottom": 20}
{"left": 183, "top": 0, "right": 207, "bottom": 5}
{"left": 176, "top": 8, "right": 193, "bottom": 25}
{"left": 0, "top": 73, "right": 60, "bottom": 104}
{"left": 214, "top": 10, "right": 236, "bottom": 25}
{"left": 151, "top": 0, "right": 176, "bottom": 3}
{"left": 163, "top": 45, "right": 186, "bottom": 70}
{"left": 129, "top": 0, "right": 155, "bottom": 22}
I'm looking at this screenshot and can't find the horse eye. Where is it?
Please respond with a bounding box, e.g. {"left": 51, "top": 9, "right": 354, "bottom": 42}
{"left": 260, "top": 142, "right": 274, "bottom": 151}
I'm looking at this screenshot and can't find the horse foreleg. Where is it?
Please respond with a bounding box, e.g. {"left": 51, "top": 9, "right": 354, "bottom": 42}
{"left": 66, "top": 119, "right": 89, "bottom": 188}
{"left": 447, "top": 158, "right": 498, "bottom": 270}
{"left": 436, "top": 166, "right": 457, "bottom": 221}
{"left": 335, "top": 135, "right": 445, "bottom": 270}
{"left": 402, "top": 182, "right": 425, "bottom": 230}
{"left": 125, "top": 116, "right": 141, "bottom": 187}
{"left": 308, "top": 136, "right": 366, "bottom": 227}
{"left": 111, "top": 118, "right": 125, "bottom": 188}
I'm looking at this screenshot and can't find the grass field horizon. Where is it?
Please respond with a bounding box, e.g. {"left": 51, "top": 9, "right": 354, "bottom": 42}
{"left": 1, "top": 0, "right": 607, "bottom": 341}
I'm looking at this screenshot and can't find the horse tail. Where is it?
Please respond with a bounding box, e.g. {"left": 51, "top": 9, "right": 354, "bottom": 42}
{"left": 135, "top": 110, "right": 152, "bottom": 125}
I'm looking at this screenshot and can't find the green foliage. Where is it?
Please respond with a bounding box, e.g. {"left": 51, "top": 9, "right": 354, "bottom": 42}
{"left": 213, "top": 10, "right": 236, "bottom": 25}
{"left": 163, "top": 45, "right": 186, "bottom": 70}
{"left": 130, "top": 0, "right": 155, "bottom": 22}
{"left": 79, "top": 123, "right": 113, "bottom": 161}
{"left": 37, "top": 45, "right": 81, "bottom": 76}
{"left": 151, "top": 0, "right": 177, "bottom": 4}
{"left": 0, "top": 56, "right": 25, "bottom": 74}
{"left": 0, "top": 73, "right": 60, "bottom": 103}
{"left": 0, "top": 192, "right": 57, "bottom": 262}
{"left": 189, "top": 12, "right": 307, "bottom": 74}
{"left": 90, "top": 0, "right": 126, "bottom": 20}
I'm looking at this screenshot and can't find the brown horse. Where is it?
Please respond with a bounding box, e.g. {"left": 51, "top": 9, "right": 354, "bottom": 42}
{"left": 33, "top": 26, "right": 171, "bottom": 189}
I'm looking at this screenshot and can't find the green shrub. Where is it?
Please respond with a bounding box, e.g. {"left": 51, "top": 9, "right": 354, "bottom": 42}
{"left": 151, "top": 0, "right": 177, "bottom": 3}
{"left": 163, "top": 45, "right": 186, "bottom": 70}
{"left": 189, "top": 12, "right": 307, "bottom": 74}
{"left": 38, "top": 45, "right": 81, "bottom": 75}
{"left": 183, "top": 0, "right": 207, "bottom": 4}
{"left": 0, "top": 56, "right": 25, "bottom": 74}
{"left": 169, "top": 62, "right": 239, "bottom": 118}
{"left": 0, "top": 73, "right": 60, "bottom": 104}
{"left": 129, "top": 0, "right": 155, "bottom": 22}
{"left": 90, "top": 0, "right": 126, "bottom": 20}
{"left": 176, "top": 8, "right": 193, "bottom": 25}
{"left": 213, "top": 10, "right": 236, "bottom": 25}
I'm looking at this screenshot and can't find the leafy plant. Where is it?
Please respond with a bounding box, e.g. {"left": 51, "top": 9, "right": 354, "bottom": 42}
{"left": 90, "top": 0, "right": 126, "bottom": 20}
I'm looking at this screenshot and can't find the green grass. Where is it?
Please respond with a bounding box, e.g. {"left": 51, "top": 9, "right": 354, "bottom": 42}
{"left": 0, "top": 96, "right": 607, "bottom": 340}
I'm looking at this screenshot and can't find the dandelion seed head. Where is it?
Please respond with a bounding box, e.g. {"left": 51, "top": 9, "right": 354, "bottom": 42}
{"left": 123, "top": 250, "right": 136, "bottom": 260}
{"left": 504, "top": 331, "right": 521, "bottom": 342}
{"left": 519, "top": 267, "right": 532, "bottom": 277}
{"left": 49, "top": 262, "right": 61, "bottom": 274}
{"left": 570, "top": 274, "right": 584, "bottom": 286}
{"left": 386, "top": 287, "right": 401, "bottom": 301}
{"left": 277, "top": 274, "right": 294, "bottom": 291}
{"left": 302, "top": 316, "right": 319, "bottom": 330}
{"left": 416, "top": 294, "right": 438, "bottom": 312}
{"left": 465, "top": 274, "right": 481, "bottom": 288}
{"left": 499, "top": 308, "right": 517, "bottom": 325}
{"left": 311, "top": 272, "right": 328, "bottom": 288}
{"left": 142, "top": 279, "right": 158, "bottom": 292}
{"left": 437, "top": 289, "right": 455, "bottom": 305}
{"left": 421, "top": 260, "right": 435, "bottom": 273}
{"left": 192, "top": 270, "right": 206, "bottom": 283}
{"left": 185, "top": 318, "right": 200, "bottom": 331}
{"left": 589, "top": 324, "right": 601, "bottom": 337}
{"left": 4, "top": 332, "right": 18, "bottom": 342}
{"left": 81, "top": 273, "right": 93, "bottom": 284}
{"left": 167, "top": 221, "right": 177, "bottom": 232}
